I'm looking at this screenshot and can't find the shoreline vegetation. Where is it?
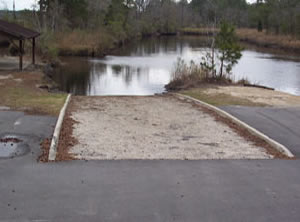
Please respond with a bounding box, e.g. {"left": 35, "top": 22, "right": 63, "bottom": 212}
{"left": 38, "top": 28, "right": 300, "bottom": 60}
{"left": 0, "top": 0, "right": 298, "bottom": 60}
{"left": 180, "top": 28, "right": 300, "bottom": 54}
{"left": 165, "top": 26, "right": 300, "bottom": 107}
{"left": 166, "top": 23, "right": 244, "bottom": 92}
{"left": 38, "top": 29, "right": 125, "bottom": 59}
{"left": 1, "top": 0, "right": 299, "bottom": 61}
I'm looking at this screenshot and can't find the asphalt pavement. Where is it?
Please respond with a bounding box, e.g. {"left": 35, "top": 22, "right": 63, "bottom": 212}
{"left": 221, "top": 106, "right": 300, "bottom": 157}
{"left": 1, "top": 109, "right": 300, "bottom": 222}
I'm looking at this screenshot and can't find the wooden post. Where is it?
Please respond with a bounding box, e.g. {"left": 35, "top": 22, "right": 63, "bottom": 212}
{"left": 19, "top": 39, "right": 23, "bottom": 71}
{"left": 32, "top": 37, "right": 35, "bottom": 65}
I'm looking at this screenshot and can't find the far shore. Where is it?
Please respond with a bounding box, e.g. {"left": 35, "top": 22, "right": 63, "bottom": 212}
{"left": 180, "top": 28, "right": 300, "bottom": 54}
{"left": 55, "top": 29, "right": 300, "bottom": 57}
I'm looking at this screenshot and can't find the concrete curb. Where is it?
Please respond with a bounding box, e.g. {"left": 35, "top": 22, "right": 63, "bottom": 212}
{"left": 48, "top": 94, "right": 71, "bottom": 161}
{"left": 174, "top": 93, "right": 294, "bottom": 158}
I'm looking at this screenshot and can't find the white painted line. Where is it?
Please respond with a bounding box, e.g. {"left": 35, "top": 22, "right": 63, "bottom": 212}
{"left": 175, "top": 93, "right": 294, "bottom": 158}
{"left": 48, "top": 94, "right": 72, "bottom": 161}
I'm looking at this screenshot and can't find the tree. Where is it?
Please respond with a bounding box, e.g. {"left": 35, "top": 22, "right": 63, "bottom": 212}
{"left": 104, "top": 0, "right": 130, "bottom": 42}
{"left": 215, "top": 22, "right": 242, "bottom": 77}
{"left": 59, "top": 0, "right": 88, "bottom": 28}
{"left": 38, "top": 0, "right": 49, "bottom": 30}
{"left": 257, "top": 20, "right": 263, "bottom": 32}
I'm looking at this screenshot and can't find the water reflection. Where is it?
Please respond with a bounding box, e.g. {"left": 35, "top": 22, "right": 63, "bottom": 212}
{"left": 233, "top": 51, "right": 300, "bottom": 95}
{"left": 53, "top": 36, "right": 300, "bottom": 96}
{"left": 86, "top": 59, "right": 169, "bottom": 95}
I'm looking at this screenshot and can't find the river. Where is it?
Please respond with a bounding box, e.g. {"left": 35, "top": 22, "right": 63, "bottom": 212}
{"left": 52, "top": 36, "right": 300, "bottom": 96}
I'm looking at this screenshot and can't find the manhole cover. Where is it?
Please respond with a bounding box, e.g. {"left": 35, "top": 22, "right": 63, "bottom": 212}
{"left": 0, "top": 135, "right": 30, "bottom": 159}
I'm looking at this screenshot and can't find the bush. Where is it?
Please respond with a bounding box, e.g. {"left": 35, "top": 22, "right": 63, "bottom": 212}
{"left": 38, "top": 32, "right": 59, "bottom": 61}
{"left": 216, "top": 22, "right": 242, "bottom": 77}
{"left": 166, "top": 58, "right": 206, "bottom": 91}
{"left": 166, "top": 57, "right": 234, "bottom": 91}
{"left": 53, "top": 29, "right": 116, "bottom": 56}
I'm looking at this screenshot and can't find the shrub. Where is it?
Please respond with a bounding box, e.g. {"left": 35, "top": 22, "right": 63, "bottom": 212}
{"left": 215, "top": 22, "right": 243, "bottom": 78}
{"left": 166, "top": 58, "right": 207, "bottom": 91}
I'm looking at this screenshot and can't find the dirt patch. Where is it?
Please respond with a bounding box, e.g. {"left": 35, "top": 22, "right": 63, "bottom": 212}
{"left": 60, "top": 95, "right": 277, "bottom": 160}
{"left": 183, "top": 86, "right": 300, "bottom": 107}
{"left": 38, "top": 138, "right": 51, "bottom": 162}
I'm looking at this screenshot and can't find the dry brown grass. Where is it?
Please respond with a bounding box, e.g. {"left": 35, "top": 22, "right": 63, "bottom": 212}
{"left": 180, "top": 27, "right": 300, "bottom": 53}
{"left": 165, "top": 58, "right": 233, "bottom": 91}
{"left": 236, "top": 28, "right": 300, "bottom": 52}
{"left": 54, "top": 30, "right": 116, "bottom": 56}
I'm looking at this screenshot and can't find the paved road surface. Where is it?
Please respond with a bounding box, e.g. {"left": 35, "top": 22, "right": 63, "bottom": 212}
{"left": 1, "top": 110, "right": 300, "bottom": 222}
{"left": 221, "top": 106, "right": 300, "bottom": 157}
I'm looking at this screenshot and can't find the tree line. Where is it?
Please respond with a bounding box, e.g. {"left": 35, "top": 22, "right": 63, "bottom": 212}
{"left": 32, "top": 0, "right": 300, "bottom": 37}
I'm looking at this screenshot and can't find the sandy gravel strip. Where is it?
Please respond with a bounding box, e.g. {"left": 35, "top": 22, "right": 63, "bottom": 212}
{"left": 175, "top": 93, "right": 294, "bottom": 158}
{"left": 48, "top": 94, "right": 71, "bottom": 161}
{"left": 68, "top": 95, "right": 275, "bottom": 160}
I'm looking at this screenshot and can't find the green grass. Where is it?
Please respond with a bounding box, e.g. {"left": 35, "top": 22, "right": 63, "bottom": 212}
{"left": 2, "top": 87, "right": 67, "bottom": 116}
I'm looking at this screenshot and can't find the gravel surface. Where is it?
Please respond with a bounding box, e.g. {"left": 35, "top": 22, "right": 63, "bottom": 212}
{"left": 69, "top": 95, "right": 272, "bottom": 160}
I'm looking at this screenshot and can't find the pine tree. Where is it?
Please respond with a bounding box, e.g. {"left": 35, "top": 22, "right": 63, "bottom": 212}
{"left": 216, "top": 22, "right": 242, "bottom": 78}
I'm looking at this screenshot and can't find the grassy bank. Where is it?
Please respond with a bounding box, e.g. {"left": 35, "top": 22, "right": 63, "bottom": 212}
{"left": 180, "top": 85, "right": 300, "bottom": 107}
{"left": 54, "top": 30, "right": 117, "bottom": 57}
{"left": 42, "top": 28, "right": 300, "bottom": 58}
{"left": 236, "top": 29, "right": 300, "bottom": 53}
{"left": 0, "top": 70, "right": 67, "bottom": 116}
{"left": 166, "top": 59, "right": 300, "bottom": 107}
{"left": 181, "top": 87, "right": 265, "bottom": 106}
{"left": 38, "top": 29, "right": 129, "bottom": 60}
{"left": 165, "top": 67, "right": 264, "bottom": 107}
{"left": 40, "top": 27, "right": 300, "bottom": 60}
{"left": 164, "top": 55, "right": 300, "bottom": 107}
{"left": 180, "top": 28, "right": 300, "bottom": 53}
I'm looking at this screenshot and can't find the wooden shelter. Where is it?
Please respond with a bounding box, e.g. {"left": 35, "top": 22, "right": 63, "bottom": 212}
{"left": 0, "top": 19, "right": 40, "bottom": 70}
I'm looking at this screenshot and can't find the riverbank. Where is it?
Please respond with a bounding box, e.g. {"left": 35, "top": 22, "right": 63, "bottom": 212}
{"left": 237, "top": 29, "right": 300, "bottom": 54}
{"left": 180, "top": 27, "right": 217, "bottom": 36}
{"left": 180, "top": 28, "right": 300, "bottom": 54}
{"left": 0, "top": 69, "right": 67, "bottom": 116}
{"left": 41, "top": 27, "right": 300, "bottom": 60}
{"left": 40, "top": 29, "right": 135, "bottom": 59}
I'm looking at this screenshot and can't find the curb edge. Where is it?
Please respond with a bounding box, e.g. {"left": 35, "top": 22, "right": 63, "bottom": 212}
{"left": 48, "top": 94, "right": 72, "bottom": 161}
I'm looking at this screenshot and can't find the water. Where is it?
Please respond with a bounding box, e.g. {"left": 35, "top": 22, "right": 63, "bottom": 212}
{"left": 53, "top": 36, "right": 300, "bottom": 96}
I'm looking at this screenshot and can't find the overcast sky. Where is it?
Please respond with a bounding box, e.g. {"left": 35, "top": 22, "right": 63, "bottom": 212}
{"left": 0, "top": 0, "right": 36, "bottom": 10}
{"left": 1, "top": 0, "right": 256, "bottom": 11}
